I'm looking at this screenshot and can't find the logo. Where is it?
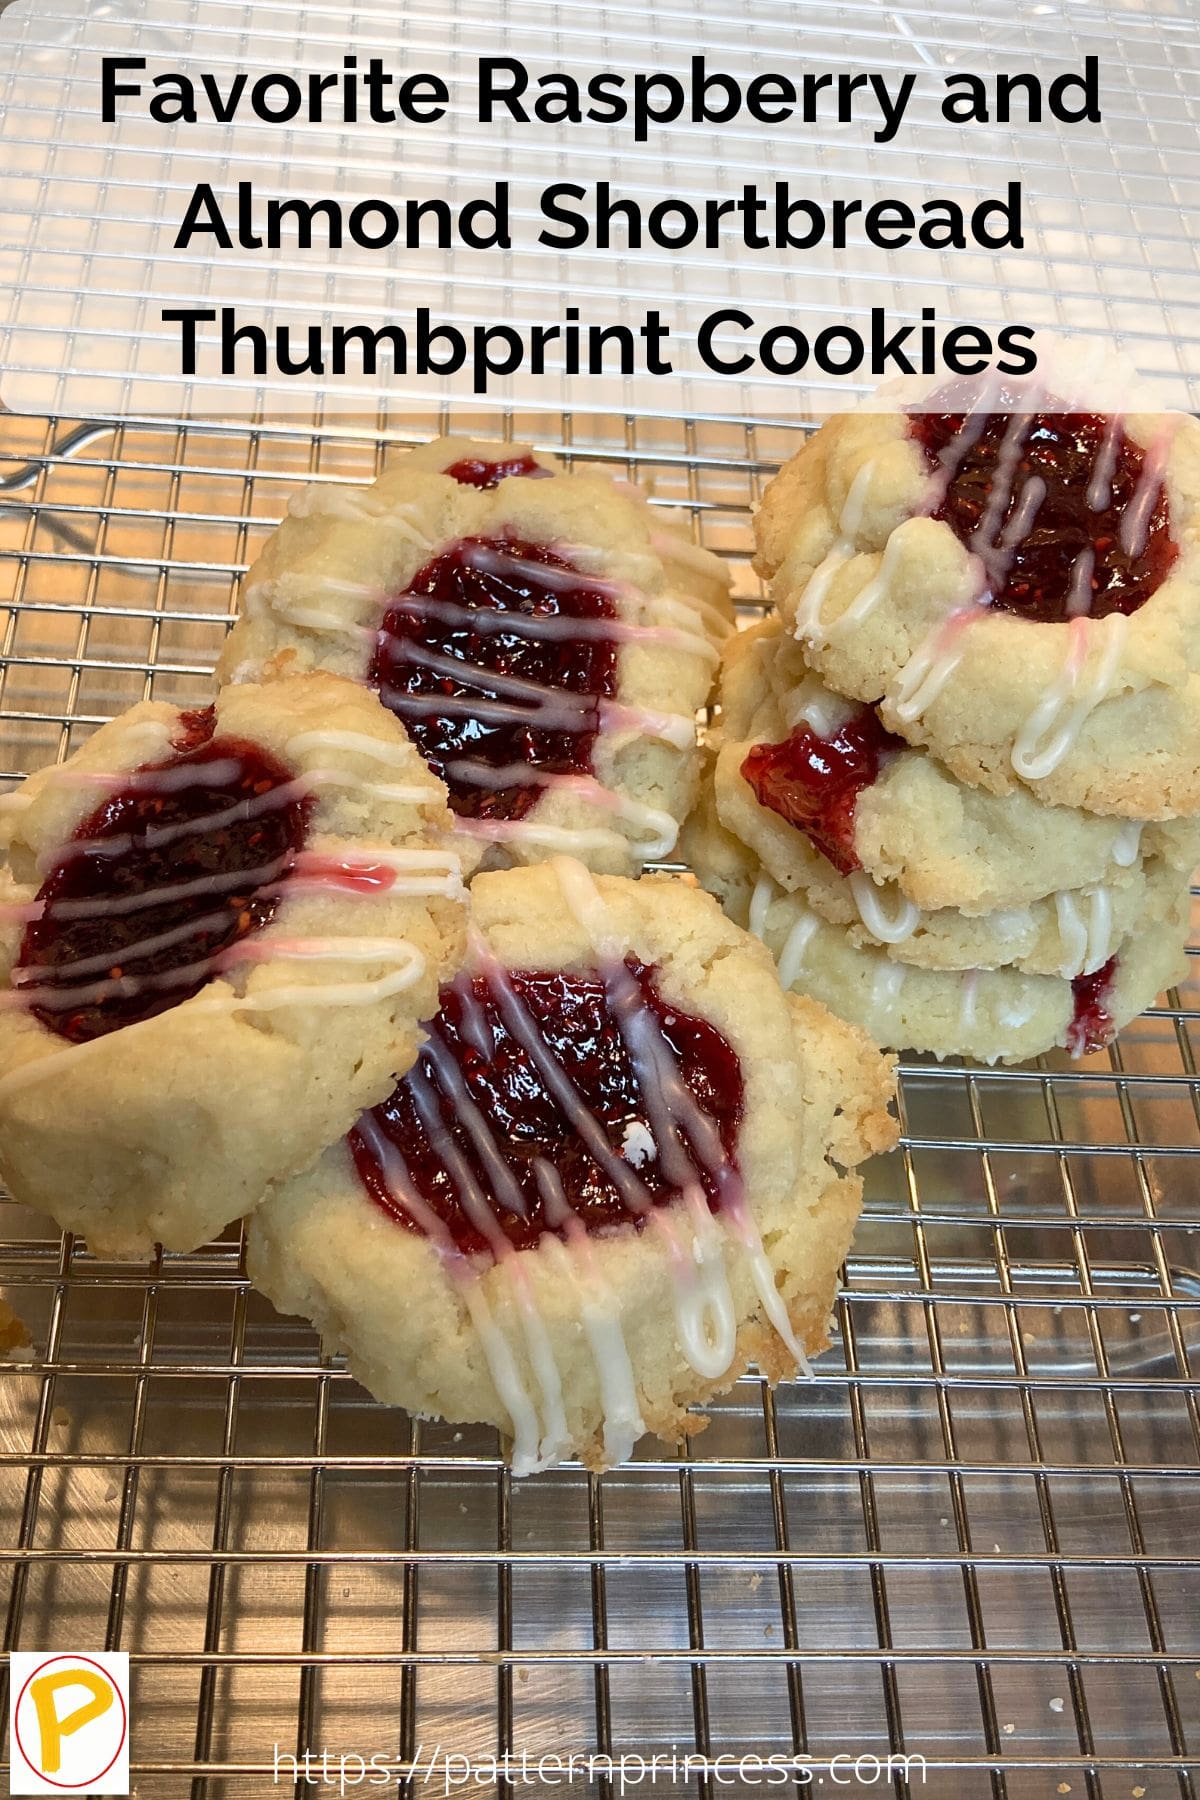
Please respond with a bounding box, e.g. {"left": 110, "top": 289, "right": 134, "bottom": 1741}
{"left": 9, "top": 1653, "right": 129, "bottom": 1795}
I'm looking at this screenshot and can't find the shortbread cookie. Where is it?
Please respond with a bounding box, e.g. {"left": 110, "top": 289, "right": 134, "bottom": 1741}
{"left": 219, "top": 440, "right": 734, "bottom": 874}
{"left": 684, "top": 802, "right": 1189, "bottom": 1063}
{"left": 711, "top": 625, "right": 1189, "bottom": 974}
{"left": 718, "top": 617, "right": 1199, "bottom": 916}
{"left": 757, "top": 401, "right": 1200, "bottom": 816}
{"left": 0, "top": 674, "right": 467, "bottom": 1258}
{"left": 395, "top": 435, "right": 564, "bottom": 486}
{"left": 248, "top": 859, "right": 897, "bottom": 1473}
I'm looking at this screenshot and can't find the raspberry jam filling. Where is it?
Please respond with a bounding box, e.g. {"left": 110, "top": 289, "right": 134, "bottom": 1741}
{"left": 1067, "top": 955, "right": 1118, "bottom": 1057}
{"left": 350, "top": 961, "right": 744, "bottom": 1258}
{"left": 910, "top": 409, "right": 1177, "bottom": 621}
{"left": 741, "top": 708, "right": 901, "bottom": 875}
{"left": 370, "top": 534, "right": 619, "bottom": 823}
{"left": 17, "top": 736, "right": 309, "bottom": 1044}
{"left": 443, "top": 452, "right": 551, "bottom": 489}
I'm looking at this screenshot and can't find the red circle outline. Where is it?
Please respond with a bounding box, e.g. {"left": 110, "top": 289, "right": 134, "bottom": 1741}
{"left": 13, "top": 1653, "right": 128, "bottom": 1790}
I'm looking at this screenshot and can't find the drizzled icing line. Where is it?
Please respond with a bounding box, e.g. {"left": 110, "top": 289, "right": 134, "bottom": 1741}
{"left": 0, "top": 941, "right": 428, "bottom": 1105}
{"left": 1011, "top": 614, "right": 1130, "bottom": 780}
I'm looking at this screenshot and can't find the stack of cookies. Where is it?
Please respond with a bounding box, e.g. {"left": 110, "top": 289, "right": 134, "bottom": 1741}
{"left": 684, "top": 400, "right": 1200, "bottom": 1064}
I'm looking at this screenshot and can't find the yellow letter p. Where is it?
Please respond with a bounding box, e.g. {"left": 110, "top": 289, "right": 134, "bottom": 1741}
{"left": 28, "top": 1667, "right": 113, "bottom": 1775}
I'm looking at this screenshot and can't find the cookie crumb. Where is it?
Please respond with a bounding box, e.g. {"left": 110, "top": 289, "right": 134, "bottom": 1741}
{"left": 1133, "top": 1786, "right": 1147, "bottom": 1797}
{"left": 749, "top": 1572, "right": 762, "bottom": 1591}
{"left": 1049, "top": 1697, "right": 1064, "bottom": 1713}
{"left": 1057, "top": 1785, "right": 1071, "bottom": 1796}
{"left": 1002, "top": 1723, "right": 1015, "bottom": 1736}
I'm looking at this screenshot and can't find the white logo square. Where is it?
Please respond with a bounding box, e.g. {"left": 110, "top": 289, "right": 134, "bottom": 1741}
{"left": 9, "top": 1652, "right": 130, "bottom": 1795}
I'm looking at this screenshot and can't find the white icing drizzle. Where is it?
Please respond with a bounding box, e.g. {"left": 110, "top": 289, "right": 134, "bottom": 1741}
{"left": 285, "top": 729, "right": 422, "bottom": 771}
{"left": 831, "top": 402, "right": 1170, "bottom": 779}
{"left": 0, "top": 942, "right": 427, "bottom": 1103}
{"left": 748, "top": 874, "right": 776, "bottom": 942}
{"left": 1119, "top": 424, "right": 1175, "bottom": 558}
{"left": 362, "top": 954, "right": 653, "bottom": 1471}
{"left": 377, "top": 682, "right": 697, "bottom": 754}
{"left": 848, "top": 873, "right": 920, "bottom": 945}
{"left": 823, "top": 532, "right": 906, "bottom": 644}
{"left": 1065, "top": 546, "right": 1097, "bottom": 619}
{"left": 1053, "top": 891, "right": 1090, "bottom": 980}
{"left": 1087, "top": 414, "right": 1123, "bottom": 511}
{"left": 447, "top": 766, "right": 679, "bottom": 861}
{"left": 49, "top": 763, "right": 435, "bottom": 875}
{"left": 1084, "top": 885, "right": 1114, "bottom": 974}
{"left": 959, "top": 969, "right": 980, "bottom": 1034}
{"left": 549, "top": 857, "right": 809, "bottom": 1376}
{"left": 970, "top": 413, "right": 1035, "bottom": 593}
{"left": 382, "top": 590, "right": 718, "bottom": 661}
{"left": 891, "top": 604, "right": 982, "bottom": 725}
{"left": 535, "top": 1172, "right": 646, "bottom": 1467}
{"left": 603, "top": 701, "right": 697, "bottom": 750}
{"left": 651, "top": 1188, "right": 738, "bottom": 1380}
{"left": 793, "top": 460, "right": 876, "bottom": 648}
{"left": 776, "top": 911, "right": 819, "bottom": 991}
{"left": 1000, "top": 474, "right": 1046, "bottom": 548}
{"left": 781, "top": 677, "right": 856, "bottom": 737}
{"left": 1011, "top": 613, "right": 1129, "bottom": 780}
{"left": 919, "top": 393, "right": 996, "bottom": 510}
{"left": 458, "top": 1277, "right": 548, "bottom": 1475}
{"left": 6, "top": 935, "right": 425, "bottom": 1017}
{"left": 1111, "top": 821, "right": 1143, "bottom": 867}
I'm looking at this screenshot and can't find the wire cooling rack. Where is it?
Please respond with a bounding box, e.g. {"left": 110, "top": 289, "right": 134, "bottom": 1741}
{"left": 0, "top": 407, "right": 1197, "bottom": 1800}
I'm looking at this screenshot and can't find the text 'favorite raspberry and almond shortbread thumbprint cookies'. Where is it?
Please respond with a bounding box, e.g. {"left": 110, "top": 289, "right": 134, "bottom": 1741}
{"left": 0, "top": 674, "right": 469, "bottom": 1258}
{"left": 218, "top": 437, "right": 734, "bottom": 876}
{"left": 248, "top": 859, "right": 898, "bottom": 1473}
{"left": 681, "top": 616, "right": 1194, "bottom": 1064}
{"left": 756, "top": 381, "right": 1200, "bottom": 818}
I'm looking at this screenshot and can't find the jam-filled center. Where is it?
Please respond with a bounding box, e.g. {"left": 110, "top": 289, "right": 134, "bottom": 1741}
{"left": 443, "top": 452, "right": 551, "bottom": 489}
{"left": 369, "top": 534, "right": 620, "bottom": 824}
{"left": 350, "top": 961, "right": 744, "bottom": 1258}
{"left": 1067, "top": 955, "right": 1118, "bottom": 1057}
{"left": 16, "top": 725, "right": 309, "bottom": 1044}
{"left": 741, "top": 707, "right": 901, "bottom": 875}
{"left": 910, "top": 409, "right": 1177, "bottom": 622}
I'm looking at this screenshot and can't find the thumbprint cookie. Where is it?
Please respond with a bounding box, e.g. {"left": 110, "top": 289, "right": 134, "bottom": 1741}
{"left": 0, "top": 674, "right": 467, "bottom": 1258}
{"left": 219, "top": 438, "right": 734, "bottom": 874}
{"left": 683, "top": 790, "right": 1190, "bottom": 1066}
{"left": 247, "top": 858, "right": 896, "bottom": 1473}
{"left": 709, "top": 618, "right": 1198, "bottom": 976}
{"left": 757, "top": 391, "right": 1200, "bottom": 817}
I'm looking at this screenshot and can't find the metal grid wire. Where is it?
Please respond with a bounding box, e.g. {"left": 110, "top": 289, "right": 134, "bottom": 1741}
{"left": 3, "top": 0, "right": 1199, "bottom": 418}
{"left": 0, "top": 405, "right": 1198, "bottom": 1800}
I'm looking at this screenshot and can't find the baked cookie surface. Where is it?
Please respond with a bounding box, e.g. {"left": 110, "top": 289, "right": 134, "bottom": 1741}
{"left": 0, "top": 674, "right": 467, "bottom": 1258}
{"left": 716, "top": 618, "right": 1197, "bottom": 914}
{"left": 683, "top": 792, "right": 1190, "bottom": 1065}
{"left": 220, "top": 439, "right": 733, "bottom": 874}
{"left": 248, "top": 859, "right": 897, "bottom": 1472}
{"left": 709, "top": 620, "right": 1196, "bottom": 974}
{"left": 757, "top": 404, "right": 1200, "bottom": 817}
